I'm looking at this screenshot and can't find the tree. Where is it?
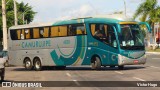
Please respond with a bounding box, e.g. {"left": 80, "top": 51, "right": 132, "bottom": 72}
{"left": 133, "top": 0, "right": 160, "bottom": 36}
{"left": 0, "top": 0, "right": 36, "bottom": 41}
{"left": 17, "top": 2, "right": 36, "bottom": 24}
{"left": 134, "top": 0, "right": 160, "bottom": 49}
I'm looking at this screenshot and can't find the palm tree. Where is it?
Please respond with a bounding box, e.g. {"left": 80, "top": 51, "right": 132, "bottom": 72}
{"left": 134, "top": 0, "right": 160, "bottom": 34}
{"left": 0, "top": 0, "right": 36, "bottom": 42}
{"left": 17, "top": 2, "right": 37, "bottom": 24}
{"left": 134, "top": 0, "right": 160, "bottom": 49}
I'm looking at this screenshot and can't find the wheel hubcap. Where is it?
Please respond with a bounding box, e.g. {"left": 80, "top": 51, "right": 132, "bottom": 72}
{"left": 35, "top": 61, "right": 40, "bottom": 69}
{"left": 26, "top": 61, "right": 31, "bottom": 68}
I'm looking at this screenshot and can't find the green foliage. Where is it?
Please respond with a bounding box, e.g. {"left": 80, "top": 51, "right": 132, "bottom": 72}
{"left": 134, "top": 0, "right": 160, "bottom": 36}
{"left": 0, "top": 0, "right": 36, "bottom": 40}
{"left": 133, "top": 0, "right": 159, "bottom": 21}
{"left": 140, "top": 25, "right": 147, "bottom": 37}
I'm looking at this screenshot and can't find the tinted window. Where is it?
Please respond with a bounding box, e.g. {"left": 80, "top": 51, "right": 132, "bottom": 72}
{"left": 90, "top": 24, "right": 117, "bottom": 48}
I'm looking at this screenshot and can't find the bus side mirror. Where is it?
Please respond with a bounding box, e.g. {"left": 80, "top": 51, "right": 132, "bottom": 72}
{"left": 139, "top": 22, "right": 152, "bottom": 33}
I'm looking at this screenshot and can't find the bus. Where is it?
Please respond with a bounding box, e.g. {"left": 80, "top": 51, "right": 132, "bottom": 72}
{"left": 8, "top": 17, "right": 151, "bottom": 70}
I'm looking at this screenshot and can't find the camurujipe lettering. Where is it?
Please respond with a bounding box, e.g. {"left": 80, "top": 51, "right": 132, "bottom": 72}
{"left": 22, "top": 40, "right": 51, "bottom": 48}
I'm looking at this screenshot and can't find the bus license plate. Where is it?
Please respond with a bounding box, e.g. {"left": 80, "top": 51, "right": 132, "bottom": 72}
{"left": 134, "top": 60, "right": 139, "bottom": 64}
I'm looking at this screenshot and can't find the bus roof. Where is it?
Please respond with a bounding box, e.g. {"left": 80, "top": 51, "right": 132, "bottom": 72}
{"left": 9, "top": 22, "right": 53, "bottom": 30}
{"left": 9, "top": 17, "right": 136, "bottom": 30}
{"left": 53, "top": 18, "right": 121, "bottom": 25}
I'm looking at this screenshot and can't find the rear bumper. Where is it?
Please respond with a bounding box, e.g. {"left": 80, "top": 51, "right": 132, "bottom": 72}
{"left": 118, "top": 54, "right": 146, "bottom": 66}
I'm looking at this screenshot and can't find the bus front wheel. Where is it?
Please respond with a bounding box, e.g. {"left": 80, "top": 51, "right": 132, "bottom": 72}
{"left": 34, "top": 58, "right": 42, "bottom": 71}
{"left": 91, "top": 56, "right": 101, "bottom": 70}
{"left": 24, "top": 58, "right": 32, "bottom": 70}
{"left": 118, "top": 66, "right": 124, "bottom": 70}
{"left": 55, "top": 66, "right": 66, "bottom": 70}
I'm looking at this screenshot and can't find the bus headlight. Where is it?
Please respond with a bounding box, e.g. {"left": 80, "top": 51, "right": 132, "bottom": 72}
{"left": 144, "top": 54, "right": 147, "bottom": 58}
{"left": 118, "top": 54, "right": 126, "bottom": 64}
{"left": 118, "top": 54, "right": 126, "bottom": 61}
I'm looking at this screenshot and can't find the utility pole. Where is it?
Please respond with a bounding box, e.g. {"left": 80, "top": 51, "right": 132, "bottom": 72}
{"left": 23, "top": 13, "right": 25, "bottom": 24}
{"left": 123, "top": 0, "right": 127, "bottom": 17}
{"left": 2, "top": 0, "right": 8, "bottom": 51}
{"left": 14, "top": 0, "right": 18, "bottom": 25}
{"left": 19, "top": 7, "right": 30, "bottom": 25}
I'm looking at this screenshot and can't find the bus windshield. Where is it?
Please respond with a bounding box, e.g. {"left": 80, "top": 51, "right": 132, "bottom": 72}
{"left": 120, "top": 24, "right": 145, "bottom": 50}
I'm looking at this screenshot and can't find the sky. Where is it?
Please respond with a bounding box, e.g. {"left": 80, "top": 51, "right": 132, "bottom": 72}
{"left": 16, "top": 0, "right": 160, "bottom": 23}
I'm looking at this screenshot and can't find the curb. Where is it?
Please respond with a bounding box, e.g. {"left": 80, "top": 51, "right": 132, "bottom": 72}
{"left": 146, "top": 52, "right": 160, "bottom": 54}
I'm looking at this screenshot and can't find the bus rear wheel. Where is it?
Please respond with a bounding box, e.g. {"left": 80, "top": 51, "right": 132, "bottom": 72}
{"left": 24, "top": 58, "right": 32, "bottom": 70}
{"left": 1, "top": 69, "right": 5, "bottom": 81}
{"left": 34, "top": 58, "right": 42, "bottom": 71}
{"left": 91, "top": 56, "right": 101, "bottom": 70}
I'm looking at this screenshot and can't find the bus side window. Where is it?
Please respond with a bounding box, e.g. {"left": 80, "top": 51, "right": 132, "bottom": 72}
{"left": 107, "top": 26, "right": 117, "bottom": 48}
{"left": 25, "top": 29, "right": 31, "bottom": 39}
{"left": 10, "top": 30, "right": 18, "bottom": 40}
{"left": 59, "top": 26, "right": 67, "bottom": 36}
{"left": 16, "top": 30, "right": 21, "bottom": 40}
{"left": 39, "top": 27, "right": 44, "bottom": 38}
{"left": 91, "top": 24, "right": 96, "bottom": 35}
{"left": 76, "top": 26, "right": 86, "bottom": 35}
{"left": 50, "top": 26, "right": 59, "bottom": 37}
{"left": 33, "top": 28, "right": 40, "bottom": 39}
{"left": 43, "top": 27, "right": 49, "bottom": 38}
{"left": 21, "top": 29, "right": 25, "bottom": 39}
{"left": 104, "top": 25, "right": 108, "bottom": 37}
{"left": 68, "top": 25, "right": 76, "bottom": 36}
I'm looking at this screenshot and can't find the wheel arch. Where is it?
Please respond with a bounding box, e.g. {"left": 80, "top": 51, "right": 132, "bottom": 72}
{"left": 91, "top": 54, "right": 102, "bottom": 64}
{"left": 33, "top": 56, "right": 42, "bottom": 66}
{"left": 23, "top": 57, "right": 31, "bottom": 65}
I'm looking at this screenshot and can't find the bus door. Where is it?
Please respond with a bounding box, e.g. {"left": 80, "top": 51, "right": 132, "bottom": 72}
{"left": 90, "top": 23, "right": 119, "bottom": 65}
{"left": 106, "top": 25, "right": 119, "bottom": 65}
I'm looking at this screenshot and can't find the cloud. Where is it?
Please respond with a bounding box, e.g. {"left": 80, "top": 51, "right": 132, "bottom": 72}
{"left": 17, "top": 0, "right": 75, "bottom": 6}
{"left": 55, "top": 4, "right": 96, "bottom": 20}
{"left": 129, "top": 0, "right": 144, "bottom": 3}
{"left": 16, "top": 0, "right": 144, "bottom": 23}
{"left": 16, "top": 0, "right": 84, "bottom": 23}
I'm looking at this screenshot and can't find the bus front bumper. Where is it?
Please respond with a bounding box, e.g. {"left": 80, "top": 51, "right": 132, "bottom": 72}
{"left": 118, "top": 54, "right": 147, "bottom": 66}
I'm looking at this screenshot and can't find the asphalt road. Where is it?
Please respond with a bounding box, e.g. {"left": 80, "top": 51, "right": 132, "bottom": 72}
{"left": 0, "top": 53, "right": 160, "bottom": 90}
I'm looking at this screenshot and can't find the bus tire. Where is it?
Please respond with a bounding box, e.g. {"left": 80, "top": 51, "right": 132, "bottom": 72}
{"left": 1, "top": 76, "right": 4, "bottom": 81}
{"left": 110, "top": 66, "right": 115, "bottom": 68}
{"left": 1, "top": 69, "right": 5, "bottom": 81}
{"left": 24, "top": 58, "right": 32, "bottom": 70}
{"left": 91, "top": 56, "right": 101, "bottom": 70}
{"left": 118, "top": 66, "right": 124, "bottom": 70}
{"left": 34, "top": 58, "right": 42, "bottom": 71}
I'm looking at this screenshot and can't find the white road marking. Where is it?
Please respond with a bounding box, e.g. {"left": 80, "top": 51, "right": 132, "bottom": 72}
{"left": 73, "top": 80, "right": 80, "bottom": 86}
{"left": 152, "top": 58, "right": 159, "bottom": 60}
{"left": 73, "top": 80, "right": 77, "bottom": 81}
{"left": 150, "top": 66, "right": 160, "bottom": 69}
{"left": 66, "top": 73, "right": 71, "bottom": 77}
{"left": 115, "top": 71, "right": 124, "bottom": 75}
{"left": 133, "top": 77, "right": 146, "bottom": 81}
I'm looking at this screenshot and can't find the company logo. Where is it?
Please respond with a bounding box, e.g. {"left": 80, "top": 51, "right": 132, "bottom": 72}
{"left": 2, "top": 82, "right": 12, "bottom": 87}
{"left": 2, "top": 82, "right": 42, "bottom": 88}
{"left": 21, "top": 40, "right": 51, "bottom": 48}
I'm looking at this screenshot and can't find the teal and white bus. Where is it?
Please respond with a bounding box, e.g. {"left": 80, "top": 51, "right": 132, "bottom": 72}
{"left": 8, "top": 17, "right": 151, "bottom": 70}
